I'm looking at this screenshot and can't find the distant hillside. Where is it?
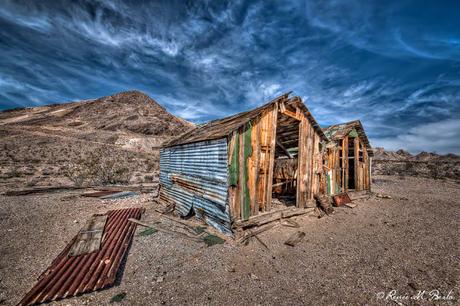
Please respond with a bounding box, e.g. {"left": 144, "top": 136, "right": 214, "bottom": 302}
{"left": 372, "top": 148, "right": 460, "bottom": 180}
{"left": 0, "top": 91, "right": 194, "bottom": 189}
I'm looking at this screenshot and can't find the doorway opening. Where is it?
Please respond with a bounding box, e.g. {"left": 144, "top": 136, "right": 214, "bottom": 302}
{"left": 348, "top": 138, "right": 355, "bottom": 190}
{"left": 271, "top": 111, "right": 300, "bottom": 209}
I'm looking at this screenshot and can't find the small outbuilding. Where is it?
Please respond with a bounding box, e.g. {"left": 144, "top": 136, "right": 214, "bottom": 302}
{"left": 322, "top": 120, "right": 373, "bottom": 195}
{"left": 159, "top": 93, "right": 326, "bottom": 234}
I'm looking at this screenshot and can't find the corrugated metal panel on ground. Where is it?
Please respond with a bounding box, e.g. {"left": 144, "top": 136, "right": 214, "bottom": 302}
{"left": 160, "top": 138, "right": 231, "bottom": 234}
{"left": 19, "top": 207, "right": 143, "bottom": 306}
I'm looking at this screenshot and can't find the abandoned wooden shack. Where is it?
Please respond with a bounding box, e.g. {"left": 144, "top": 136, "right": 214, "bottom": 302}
{"left": 322, "top": 120, "right": 373, "bottom": 195}
{"left": 159, "top": 93, "right": 327, "bottom": 234}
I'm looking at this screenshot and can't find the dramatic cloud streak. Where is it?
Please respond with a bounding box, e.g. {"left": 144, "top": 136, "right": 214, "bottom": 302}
{"left": 0, "top": 0, "right": 459, "bottom": 153}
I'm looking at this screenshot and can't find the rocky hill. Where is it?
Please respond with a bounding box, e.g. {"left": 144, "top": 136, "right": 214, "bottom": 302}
{"left": 372, "top": 147, "right": 460, "bottom": 180}
{"left": 0, "top": 91, "right": 194, "bottom": 189}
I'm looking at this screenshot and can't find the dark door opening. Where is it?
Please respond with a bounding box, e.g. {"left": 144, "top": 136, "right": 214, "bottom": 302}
{"left": 348, "top": 139, "right": 355, "bottom": 189}
{"left": 272, "top": 112, "right": 300, "bottom": 208}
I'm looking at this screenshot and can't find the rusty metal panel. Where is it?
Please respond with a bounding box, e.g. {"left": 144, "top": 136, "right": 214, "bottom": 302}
{"left": 19, "top": 208, "right": 143, "bottom": 306}
{"left": 160, "top": 138, "right": 231, "bottom": 234}
{"left": 81, "top": 190, "right": 122, "bottom": 198}
{"left": 333, "top": 193, "right": 352, "bottom": 206}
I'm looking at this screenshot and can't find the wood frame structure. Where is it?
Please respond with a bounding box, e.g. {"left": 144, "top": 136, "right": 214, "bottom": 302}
{"left": 160, "top": 93, "right": 326, "bottom": 234}
{"left": 322, "top": 120, "right": 373, "bottom": 194}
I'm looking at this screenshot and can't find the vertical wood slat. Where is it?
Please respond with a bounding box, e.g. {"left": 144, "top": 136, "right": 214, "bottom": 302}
{"left": 334, "top": 146, "right": 340, "bottom": 194}
{"left": 362, "top": 147, "right": 368, "bottom": 190}
{"left": 354, "top": 137, "right": 360, "bottom": 191}
{"left": 265, "top": 104, "right": 278, "bottom": 211}
{"left": 306, "top": 120, "right": 315, "bottom": 204}
{"left": 227, "top": 133, "right": 237, "bottom": 220}
{"left": 342, "top": 136, "right": 349, "bottom": 192}
{"left": 249, "top": 117, "right": 260, "bottom": 215}
{"left": 258, "top": 110, "right": 269, "bottom": 211}
{"left": 296, "top": 114, "right": 309, "bottom": 208}
{"left": 237, "top": 130, "right": 244, "bottom": 219}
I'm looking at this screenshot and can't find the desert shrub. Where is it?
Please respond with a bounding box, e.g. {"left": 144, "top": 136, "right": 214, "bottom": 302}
{"left": 26, "top": 177, "right": 40, "bottom": 187}
{"left": 4, "top": 167, "right": 20, "bottom": 178}
{"left": 64, "top": 148, "right": 133, "bottom": 186}
{"left": 144, "top": 174, "right": 154, "bottom": 182}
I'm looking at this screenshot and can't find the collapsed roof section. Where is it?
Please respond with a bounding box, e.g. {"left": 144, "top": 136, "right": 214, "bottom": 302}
{"left": 164, "top": 92, "right": 326, "bottom": 148}
{"left": 322, "top": 120, "right": 373, "bottom": 156}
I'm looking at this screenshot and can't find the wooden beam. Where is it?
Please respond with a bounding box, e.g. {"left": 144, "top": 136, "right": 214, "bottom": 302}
{"left": 276, "top": 140, "right": 293, "bottom": 158}
{"left": 296, "top": 115, "right": 308, "bottom": 208}
{"left": 234, "top": 207, "right": 315, "bottom": 228}
{"left": 354, "top": 137, "right": 360, "bottom": 191}
{"left": 279, "top": 108, "right": 301, "bottom": 121}
{"left": 265, "top": 105, "right": 278, "bottom": 211}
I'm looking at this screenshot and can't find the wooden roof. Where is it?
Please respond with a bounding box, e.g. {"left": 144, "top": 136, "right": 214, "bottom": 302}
{"left": 322, "top": 120, "right": 373, "bottom": 156}
{"left": 164, "top": 93, "right": 326, "bottom": 148}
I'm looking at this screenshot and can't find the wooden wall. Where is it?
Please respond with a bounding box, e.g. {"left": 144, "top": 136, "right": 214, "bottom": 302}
{"left": 228, "top": 102, "right": 323, "bottom": 222}
{"left": 296, "top": 112, "right": 322, "bottom": 208}
{"left": 227, "top": 104, "right": 278, "bottom": 221}
{"left": 324, "top": 136, "right": 371, "bottom": 194}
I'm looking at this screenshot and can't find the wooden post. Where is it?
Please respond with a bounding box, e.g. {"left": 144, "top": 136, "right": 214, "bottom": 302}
{"left": 354, "top": 137, "right": 360, "bottom": 191}
{"left": 342, "top": 136, "right": 349, "bottom": 192}
{"left": 265, "top": 104, "right": 278, "bottom": 211}
{"left": 297, "top": 115, "right": 309, "bottom": 208}
{"left": 249, "top": 118, "right": 261, "bottom": 215}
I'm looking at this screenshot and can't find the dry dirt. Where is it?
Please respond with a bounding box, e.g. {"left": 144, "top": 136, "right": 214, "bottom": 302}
{"left": 0, "top": 175, "right": 459, "bottom": 306}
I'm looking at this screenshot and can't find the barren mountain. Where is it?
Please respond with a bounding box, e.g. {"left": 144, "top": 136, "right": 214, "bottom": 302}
{"left": 372, "top": 147, "right": 460, "bottom": 180}
{"left": 0, "top": 91, "right": 194, "bottom": 189}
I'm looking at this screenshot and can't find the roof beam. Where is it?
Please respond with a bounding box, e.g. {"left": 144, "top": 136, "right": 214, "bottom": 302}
{"left": 278, "top": 101, "right": 301, "bottom": 121}
{"left": 276, "top": 139, "right": 293, "bottom": 159}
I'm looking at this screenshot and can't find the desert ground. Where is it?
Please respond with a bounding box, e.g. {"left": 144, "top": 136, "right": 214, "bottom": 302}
{"left": 1, "top": 175, "right": 458, "bottom": 306}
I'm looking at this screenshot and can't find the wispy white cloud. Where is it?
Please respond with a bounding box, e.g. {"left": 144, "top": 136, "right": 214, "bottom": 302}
{"left": 373, "top": 119, "right": 460, "bottom": 154}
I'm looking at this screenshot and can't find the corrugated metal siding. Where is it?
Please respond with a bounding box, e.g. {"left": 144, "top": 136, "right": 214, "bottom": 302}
{"left": 159, "top": 138, "right": 231, "bottom": 234}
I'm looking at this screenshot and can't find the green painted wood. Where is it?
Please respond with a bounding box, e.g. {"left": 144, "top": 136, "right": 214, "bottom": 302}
{"left": 241, "top": 123, "right": 253, "bottom": 220}
{"left": 228, "top": 134, "right": 240, "bottom": 186}
{"left": 348, "top": 128, "right": 359, "bottom": 138}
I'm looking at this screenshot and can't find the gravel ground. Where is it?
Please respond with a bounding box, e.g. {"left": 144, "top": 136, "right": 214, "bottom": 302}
{"left": 0, "top": 175, "right": 459, "bottom": 305}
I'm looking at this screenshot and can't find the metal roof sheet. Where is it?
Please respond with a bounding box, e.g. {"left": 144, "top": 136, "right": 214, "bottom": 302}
{"left": 322, "top": 120, "right": 373, "bottom": 156}
{"left": 19, "top": 207, "right": 143, "bottom": 306}
{"left": 164, "top": 93, "right": 326, "bottom": 148}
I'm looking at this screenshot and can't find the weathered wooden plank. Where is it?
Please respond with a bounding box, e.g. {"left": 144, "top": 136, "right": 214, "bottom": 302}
{"left": 342, "top": 136, "right": 349, "bottom": 192}
{"left": 236, "top": 131, "right": 243, "bottom": 219}
{"left": 240, "top": 123, "right": 253, "bottom": 221}
{"left": 253, "top": 118, "right": 261, "bottom": 215}
{"left": 258, "top": 111, "right": 269, "bottom": 211}
{"left": 234, "top": 207, "right": 315, "bottom": 228}
{"left": 248, "top": 119, "right": 259, "bottom": 216}
{"left": 296, "top": 117, "right": 306, "bottom": 207}
{"left": 68, "top": 215, "right": 107, "bottom": 256}
{"left": 363, "top": 147, "right": 369, "bottom": 190}
{"left": 280, "top": 108, "right": 301, "bottom": 121}
{"left": 306, "top": 122, "right": 315, "bottom": 203}
{"left": 276, "top": 140, "right": 293, "bottom": 158}
{"left": 285, "top": 231, "right": 306, "bottom": 247}
{"left": 265, "top": 105, "right": 278, "bottom": 211}
{"left": 354, "top": 137, "right": 360, "bottom": 191}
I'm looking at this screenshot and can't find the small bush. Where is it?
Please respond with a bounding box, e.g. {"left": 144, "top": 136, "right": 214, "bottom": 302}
{"left": 64, "top": 148, "right": 134, "bottom": 186}
{"left": 26, "top": 177, "right": 40, "bottom": 187}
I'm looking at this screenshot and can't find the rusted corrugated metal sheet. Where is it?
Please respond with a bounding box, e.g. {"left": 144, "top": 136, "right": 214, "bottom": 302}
{"left": 160, "top": 138, "right": 231, "bottom": 234}
{"left": 19, "top": 207, "right": 143, "bottom": 306}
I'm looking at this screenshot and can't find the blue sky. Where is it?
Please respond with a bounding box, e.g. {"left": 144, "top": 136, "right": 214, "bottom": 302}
{"left": 0, "top": 0, "right": 459, "bottom": 153}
